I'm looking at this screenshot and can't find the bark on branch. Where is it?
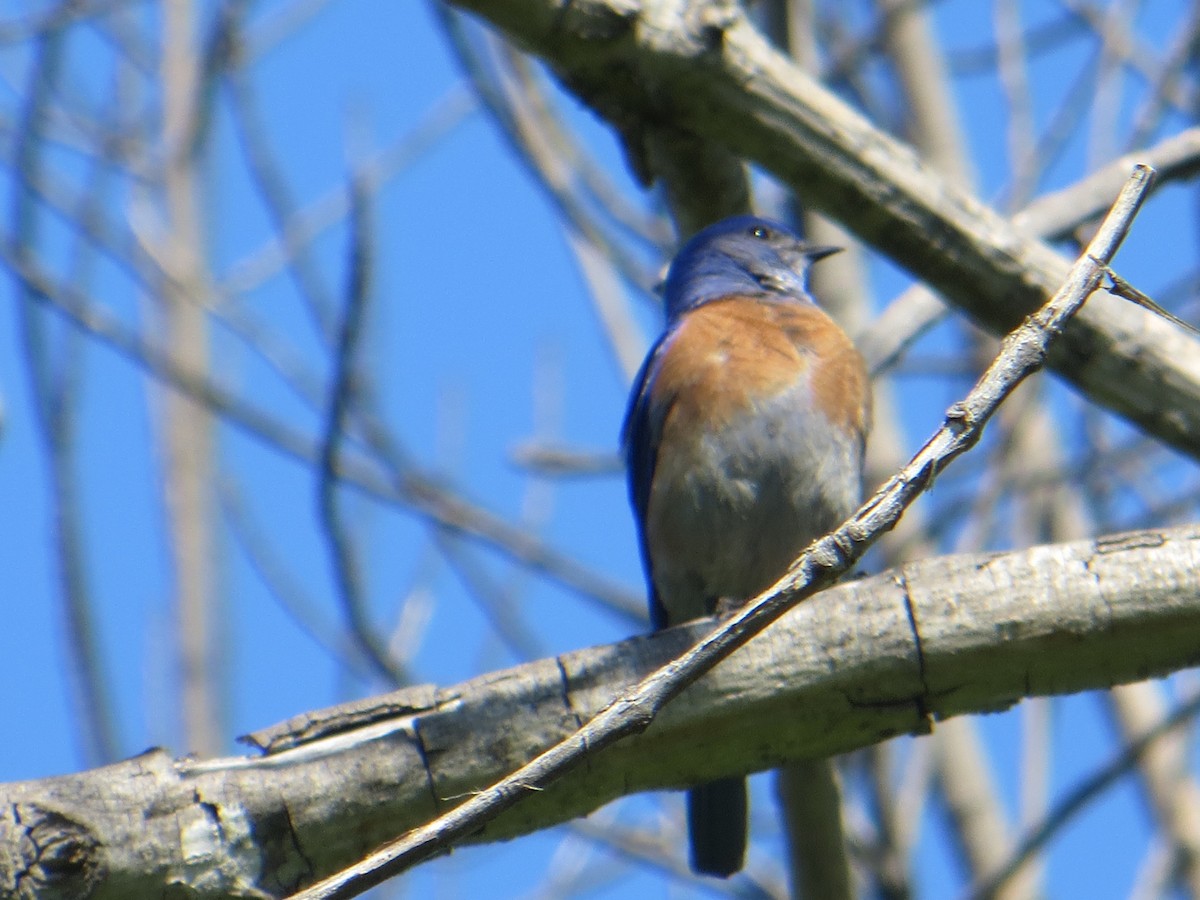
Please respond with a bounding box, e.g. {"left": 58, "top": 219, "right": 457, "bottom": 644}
{"left": 446, "top": 0, "right": 1200, "bottom": 459}
{"left": 3, "top": 525, "right": 1200, "bottom": 899}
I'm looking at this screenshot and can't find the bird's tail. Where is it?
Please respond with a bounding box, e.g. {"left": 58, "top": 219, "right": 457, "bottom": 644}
{"left": 687, "top": 777, "right": 748, "bottom": 878}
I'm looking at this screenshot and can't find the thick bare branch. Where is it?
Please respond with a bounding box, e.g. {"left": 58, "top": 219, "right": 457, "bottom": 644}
{"left": 447, "top": 0, "right": 1200, "bottom": 459}
{"left": 2, "top": 524, "right": 1199, "bottom": 899}
{"left": 288, "top": 167, "right": 1155, "bottom": 898}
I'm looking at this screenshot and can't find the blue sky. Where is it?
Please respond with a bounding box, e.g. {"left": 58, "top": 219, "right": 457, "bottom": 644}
{"left": 1, "top": 0, "right": 1198, "bottom": 896}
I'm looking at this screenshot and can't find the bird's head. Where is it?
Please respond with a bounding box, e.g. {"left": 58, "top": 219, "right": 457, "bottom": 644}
{"left": 662, "top": 215, "right": 841, "bottom": 319}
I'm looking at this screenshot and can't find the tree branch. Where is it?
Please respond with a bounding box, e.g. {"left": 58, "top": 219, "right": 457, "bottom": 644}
{"left": 285, "top": 167, "right": 1154, "bottom": 897}
{"left": 447, "top": 0, "right": 1200, "bottom": 459}
{"left": 2, "top": 523, "right": 1200, "bottom": 898}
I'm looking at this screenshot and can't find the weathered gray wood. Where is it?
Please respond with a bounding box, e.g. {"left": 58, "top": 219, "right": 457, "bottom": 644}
{"left": 446, "top": 0, "right": 1200, "bottom": 459}
{"left": 3, "top": 526, "right": 1199, "bottom": 898}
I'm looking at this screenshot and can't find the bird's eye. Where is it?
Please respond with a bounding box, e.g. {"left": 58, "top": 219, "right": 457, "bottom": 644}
{"left": 751, "top": 226, "right": 769, "bottom": 239}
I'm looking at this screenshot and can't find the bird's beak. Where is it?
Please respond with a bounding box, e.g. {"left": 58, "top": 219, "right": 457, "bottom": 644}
{"left": 803, "top": 244, "right": 844, "bottom": 263}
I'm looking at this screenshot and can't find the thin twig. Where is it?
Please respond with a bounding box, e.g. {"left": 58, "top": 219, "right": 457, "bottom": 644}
{"left": 964, "top": 687, "right": 1200, "bottom": 900}
{"left": 434, "top": 5, "right": 661, "bottom": 292}
{"left": 1, "top": 241, "right": 645, "bottom": 619}
{"left": 10, "top": 8, "right": 121, "bottom": 766}
{"left": 315, "top": 171, "right": 405, "bottom": 685}
{"left": 224, "top": 5, "right": 337, "bottom": 343}
{"left": 221, "top": 85, "right": 477, "bottom": 296}
{"left": 218, "top": 477, "right": 379, "bottom": 680}
{"left": 1091, "top": 259, "right": 1200, "bottom": 337}
{"left": 1126, "top": 5, "right": 1200, "bottom": 149}
{"left": 287, "top": 166, "right": 1155, "bottom": 900}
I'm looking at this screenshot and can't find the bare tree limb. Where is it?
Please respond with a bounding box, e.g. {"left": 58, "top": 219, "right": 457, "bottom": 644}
{"left": 447, "top": 0, "right": 1200, "bottom": 459}
{"left": 315, "top": 172, "right": 406, "bottom": 685}
{"left": 10, "top": 4, "right": 121, "bottom": 767}
{"left": 155, "top": 0, "right": 224, "bottom": 757}
{"left": 0, "top": 241, "right": 646, "bottom": 620}
{"left": 966, "top": 684, "right": 1200, "bottom": 900}
{"left": 3, "top": 519, "right": 1200, "bottom": 898}
{"left": 288, "top": 165, "right": 1155, "bottom": 899}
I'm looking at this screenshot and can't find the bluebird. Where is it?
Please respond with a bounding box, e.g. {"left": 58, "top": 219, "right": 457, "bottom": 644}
{"left": 621, "top": 215, "right": 870, "bottom": 878}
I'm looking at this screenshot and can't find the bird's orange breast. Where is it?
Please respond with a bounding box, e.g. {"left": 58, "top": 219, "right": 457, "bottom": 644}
{"left": 652, "top": 296, "right": 869, "bottom": 437}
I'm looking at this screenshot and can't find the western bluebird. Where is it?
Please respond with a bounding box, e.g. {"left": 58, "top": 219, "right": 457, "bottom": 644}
{"left": 621, "top": 215, "right": 870, "bottom": 877}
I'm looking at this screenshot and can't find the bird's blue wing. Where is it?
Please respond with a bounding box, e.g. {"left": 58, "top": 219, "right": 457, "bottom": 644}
{"left": 620, "top": 331, "right": 673, "bottom": 629}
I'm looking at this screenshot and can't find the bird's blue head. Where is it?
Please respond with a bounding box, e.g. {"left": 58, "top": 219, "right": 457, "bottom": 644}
{"left": 661, "top": 215, "right": 841, "bottom": 320}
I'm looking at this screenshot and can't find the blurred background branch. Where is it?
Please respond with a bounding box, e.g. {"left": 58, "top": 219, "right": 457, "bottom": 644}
{"left": 2, "top": 0, "right": 1200, "bottom": 897}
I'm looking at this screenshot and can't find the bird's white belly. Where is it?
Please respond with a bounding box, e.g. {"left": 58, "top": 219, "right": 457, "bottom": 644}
{"left": 646, "top": 391, "right": 862, "bottom": 624}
